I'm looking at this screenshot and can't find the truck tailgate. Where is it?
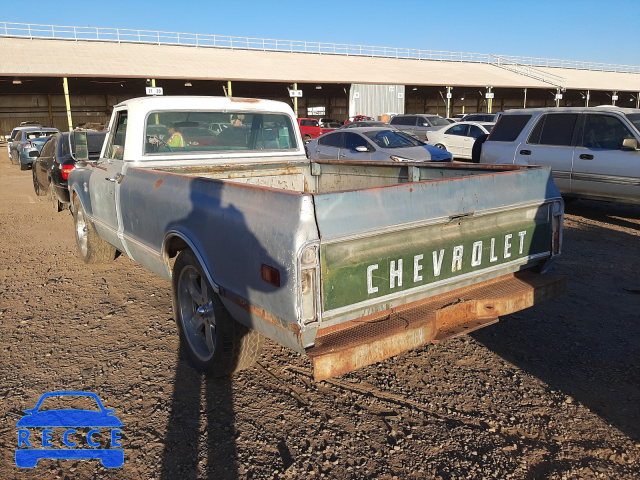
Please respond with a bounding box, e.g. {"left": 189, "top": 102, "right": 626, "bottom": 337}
{"left": 309, "top": 165, "right": 563, "bottom": 379}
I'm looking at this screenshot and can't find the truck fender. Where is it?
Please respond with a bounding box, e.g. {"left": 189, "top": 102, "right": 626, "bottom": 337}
{"left": 70, "top": 186, "right": 94, "bottom": 218}
{"left": 163, "top": 231, "right": 221, "bottom": 294}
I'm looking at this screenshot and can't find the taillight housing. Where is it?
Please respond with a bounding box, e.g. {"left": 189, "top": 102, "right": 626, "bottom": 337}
{"left": 24, "top": 142, "right": 32, "bottom": 149}
{"left": 61, "top": 164, "right": 75, "bottom": 180}
{"left": 298, "top": 243, "right": 319, "bottom": 324}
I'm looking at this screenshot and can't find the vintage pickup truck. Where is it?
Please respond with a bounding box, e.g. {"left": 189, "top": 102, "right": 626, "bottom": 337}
{"left": 68, "top": 96, "right": 565, "bottom": 381}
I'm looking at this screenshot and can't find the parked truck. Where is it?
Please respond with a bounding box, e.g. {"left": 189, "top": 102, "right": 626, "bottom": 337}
{"left": 68, "top": 96, "right": 565, "bottom": 381}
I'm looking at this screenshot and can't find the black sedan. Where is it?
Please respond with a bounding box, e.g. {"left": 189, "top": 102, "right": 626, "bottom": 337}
{"left": 32, "top": 131, "right": 106, "bottom": 211}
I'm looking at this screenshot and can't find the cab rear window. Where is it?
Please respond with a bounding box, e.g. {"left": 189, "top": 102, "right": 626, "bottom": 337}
{"left": 487, "top": 115, "right": 532, "bottom": 142}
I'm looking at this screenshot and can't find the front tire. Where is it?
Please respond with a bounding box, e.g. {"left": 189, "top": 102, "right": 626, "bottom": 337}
{"left": 172, "top": 249, "right": 263, "bottom": 376}
{"left": 72, "top": 195, "right": 116, "bottom": 264}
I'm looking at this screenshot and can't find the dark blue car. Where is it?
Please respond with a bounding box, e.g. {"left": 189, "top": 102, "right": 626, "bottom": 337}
{"left": 15, "top": 391, "right": 123, "bottom": 468}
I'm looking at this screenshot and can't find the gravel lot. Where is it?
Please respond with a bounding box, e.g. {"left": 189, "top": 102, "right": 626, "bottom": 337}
{"left": 0, "top": 146, "right": 639, "bottom": 480}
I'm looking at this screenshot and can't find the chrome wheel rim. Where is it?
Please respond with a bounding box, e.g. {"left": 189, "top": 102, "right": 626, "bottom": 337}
{"left": 177, "top": 265, "right": 216, "bottom": 362}
{"left": 75, "top": 206, "right": 88, "bottom": 256}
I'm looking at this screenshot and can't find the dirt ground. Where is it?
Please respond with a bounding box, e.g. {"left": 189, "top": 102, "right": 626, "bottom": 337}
{"left": 0, "top": 146, "right": 639, "bottom": 480}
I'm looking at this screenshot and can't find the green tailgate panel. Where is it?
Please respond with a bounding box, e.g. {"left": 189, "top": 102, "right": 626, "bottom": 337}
{"left": 321, "top": 206, "right": 551, "bottom": 312}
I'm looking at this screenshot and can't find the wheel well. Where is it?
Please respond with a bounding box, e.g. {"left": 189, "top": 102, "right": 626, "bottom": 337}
{"left": 164, "top": 235, "right": 191, "bottom": 269}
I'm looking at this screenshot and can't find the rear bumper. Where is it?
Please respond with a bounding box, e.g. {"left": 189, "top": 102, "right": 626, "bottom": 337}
{"left": 307, "top": 270, "right": 565, "bottom": 381}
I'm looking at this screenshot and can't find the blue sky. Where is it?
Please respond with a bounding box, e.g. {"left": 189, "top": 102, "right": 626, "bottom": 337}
{"left": 2, "top": 0, "right": 639, "bottom": 66}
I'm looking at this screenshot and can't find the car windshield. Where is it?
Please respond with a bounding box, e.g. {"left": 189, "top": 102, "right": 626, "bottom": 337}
{"left": 364, "top": 129, "right": 422, "bottom": 148}
{"left": 144, "top": 111, "right": 297, "bottom": 154}
{"left": 25, "top": 131, "right": 55, "bottom": 140}
{"left": 625, "top": 113, "right": 640, "bottom": 133}
{"left": 429, "top": 117, "right": 451, "bottom": 127}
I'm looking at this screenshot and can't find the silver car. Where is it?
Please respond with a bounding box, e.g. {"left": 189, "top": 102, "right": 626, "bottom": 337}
{"left": 306, "top": 127, "right": 453, "bottom": 162}
{"left": 480, "top": 106, "right": 640, "bottom": 205}
{"left": 389, "top": 114, "right": 452, "bottom": 142}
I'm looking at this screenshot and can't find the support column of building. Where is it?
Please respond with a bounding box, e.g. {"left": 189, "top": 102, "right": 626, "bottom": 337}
{"left": 47, "top": 94, "right": 53, "bottom": 126}
{"left": 63, "top": 77, "right": 73, "bottom": 132}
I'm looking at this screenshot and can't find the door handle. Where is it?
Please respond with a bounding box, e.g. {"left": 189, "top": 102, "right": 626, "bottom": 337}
{"left": 579, "top": 154, "right": 594, "bottom": 160}
{"left": 519, "top": 149, "right": 531, "bottom": 155}
{"left": 105, "top": 173, "right": 124, "bottom": 183}
{"left": 339, "top": 153, "right": 346, "bottom": 158}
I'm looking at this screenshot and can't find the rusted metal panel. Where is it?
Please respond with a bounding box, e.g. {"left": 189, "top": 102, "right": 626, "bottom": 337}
{"left": 308, "top": 270, "right": 565, "bottom": 381}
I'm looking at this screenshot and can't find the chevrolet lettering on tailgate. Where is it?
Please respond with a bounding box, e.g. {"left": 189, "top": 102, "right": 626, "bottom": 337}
{"left": 321, "top": 208, "right": 551, "bottom": 312}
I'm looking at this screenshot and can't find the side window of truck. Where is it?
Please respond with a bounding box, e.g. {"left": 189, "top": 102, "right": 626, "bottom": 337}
{"left": 528, "top": 114, "right": 578, "bottom": 146}
{"left": 106, "top": 111, "right": 128, "bottom": 160}
{"left": 488, "top": 115, "right": 531, "bottom": 142}
{"left": 581, "top": 114, "right": 636, "bottom": 150}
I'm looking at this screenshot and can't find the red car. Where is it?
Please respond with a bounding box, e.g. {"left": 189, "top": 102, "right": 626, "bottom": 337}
{"left": 298, "top": 118, "right": 323, "bottom": 141}
{"left": 344, "top": 115, "right": 375, "bottom": 125}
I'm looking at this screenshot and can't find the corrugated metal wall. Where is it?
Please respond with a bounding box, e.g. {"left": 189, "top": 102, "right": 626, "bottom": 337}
{"left": 349, "top": 84, "right": 405, "bottom": 120}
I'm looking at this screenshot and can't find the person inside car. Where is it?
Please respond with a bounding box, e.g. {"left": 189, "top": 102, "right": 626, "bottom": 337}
{"left": 166, "top": 123, "right": 185, "bottom": 147}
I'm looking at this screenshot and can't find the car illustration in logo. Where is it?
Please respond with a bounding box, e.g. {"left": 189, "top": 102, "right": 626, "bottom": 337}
{"left": 15, "top": 391, "right": 123, "bottom": 468}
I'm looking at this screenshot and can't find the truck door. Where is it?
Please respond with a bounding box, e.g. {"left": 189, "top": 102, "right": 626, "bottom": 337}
{"left": 88, "top": 109, "right": 127, "bottom": 251}
{"left": 573, "top": 113, "right": 640, "bottom": 201}
{"left": 518, "top": 113, "right": 578, "bottom": 193}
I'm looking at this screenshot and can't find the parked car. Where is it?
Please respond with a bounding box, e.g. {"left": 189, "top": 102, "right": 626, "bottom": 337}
{"left": 341, "top": 121, "right": 390, "bottom": 129}
{"left": 32, "top": 130, "right": 107, "bottom": 211}
{"left": 17, "top": 136, "right": 50, "bottom": 170}
{"left": 6, "top": 122, "right": 42, "bottom": 155}
{"left": 480, "top": 106, "right": 640, "bottom": 204}
{"left": 319, "top": 118, "right": 341, "bottom": 128}
{"left": 425, "top": 121, "right": 495, "bottom": 160}
{"left": 306, "top": 126, "right": 453, "bottom": 162}
{"left": 389, "top": 114, "right": 452, "bottom": 141}
{"left": 9, "top": 127, "right": 58, "bottom": 166}
{"left": 298, "top": 118, "right": 323, "bottom": 141}
{"left": 461, "top": 113, "right": 499, "bottom": 122}
{"left": 344, "top": 115, "right": 375, "bottom": 125}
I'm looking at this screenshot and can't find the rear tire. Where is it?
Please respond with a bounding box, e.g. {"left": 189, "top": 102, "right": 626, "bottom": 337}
{"left": 49, "top": 181, "right": 63, "bottom": 212}
{"left": 20, "top": 161, "right": 28, "bottom": 171}
{"left": 72, "top": 195, "right": 116, "bottom": 264}
{"left": 172, "top": 249, "right": 263, "bottom": 376}
{"left": 33, "top": 169, "right": 46, "bottom": 196}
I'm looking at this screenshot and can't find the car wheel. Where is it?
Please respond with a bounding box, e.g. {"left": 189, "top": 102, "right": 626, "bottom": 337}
{"left": 435, "top": 144, "right": 447, "bottom": 150}
{"left": 19, "top": 160, "right": 29, "bottom": 171}
{"left": 32, "top": 168, "right": 46, "bottom": 196}
{"left": 72, "top": 195, "right": 116, "bottom": 264}
{"left": 172, "top": 249, "right": 263, "bottom": 376}
{"left": 303, "top": 134, "right": 312, "bottom": 142}
{"left": 48, "top": 181, "right": 63, "bottom": 212}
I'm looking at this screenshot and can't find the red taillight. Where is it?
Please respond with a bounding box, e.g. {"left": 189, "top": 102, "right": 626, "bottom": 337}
{"left": 61, "top": 164, "right": 75, "bottom": 180}
{"left": 24, "top": 141, "right": 32, "bottom": 148}
{"left": 424, "top": 135, "right": 429, "bottom": 142}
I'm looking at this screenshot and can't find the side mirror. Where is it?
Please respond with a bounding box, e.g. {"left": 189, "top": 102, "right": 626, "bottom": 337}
{"left": 355, "top": 146, "right": 370, "bottom": 153}
{"left": 423, "top": 123, "right": 430, "bottom": 127}
{"left": 622, "top": 138, "right": 639, "bottom": 150}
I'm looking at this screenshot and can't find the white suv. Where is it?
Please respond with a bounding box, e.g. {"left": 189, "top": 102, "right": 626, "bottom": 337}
{"left": 480, "top": 106, "right": 640, "bottom": 205}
